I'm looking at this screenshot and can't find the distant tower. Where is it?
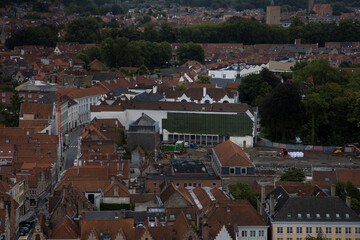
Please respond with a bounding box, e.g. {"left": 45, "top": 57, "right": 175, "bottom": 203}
{"left": 266, "top": 1, "right": 280, "bottom": 25}
{"left": 308, "top": 0, "right": 315, "bottom": 12}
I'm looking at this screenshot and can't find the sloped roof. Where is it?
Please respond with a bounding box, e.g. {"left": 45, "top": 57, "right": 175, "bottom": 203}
{"left": 50, "top": 215, "right": 80, "bottom": 239}
{"left": 205, "top": 200, "right": 267, "bottom": 226}
{"left": 132, "top": 114, "right": 156, "bottom": 126}
{"left": 336, "top": 168, "right": 360, "bottom": 186}
{"left": 213, "top": 140, "right": 254, "bottom": 167}
{"left": 20, "top": 103, "right": 53, "bottom": 119}
{"left": 273, "top": 197, "right": 360, "bottom": 222}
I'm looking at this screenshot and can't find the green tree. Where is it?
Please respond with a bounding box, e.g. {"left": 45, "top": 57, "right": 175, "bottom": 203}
{"left": 335, "top": 181, "right": 360, "bottom": 211}
{"left": 238, "top": 74, "right": 271, "bottom": 106}
{"left": 261, "top": 81, "right": 303, "bottom": 141}
{"left": 197, "top": 75, "right": 211, "bottom": 84}
{"left": 303, "top": 93, "right": 329, "bottom": 145}
{"left": 280, "top": 169, "right": 305, "bottom": 182}
{"left": 65, "top": 17, "right": 101, "bottom": 43}
{"left": 230, "top": 182, "right": 259, "bottom": 208}
{"left": 0, "top": 91, "right": 23, "bottom": 127}
{"left": 175, "top": 85, "right": 187, "bottom": 91}
{"left": 260, "top": 68, "right": 281, "bottom": 88}
{"left": 305, "top": 233, "right": 326, "bottom": 240}
{"left": 76, "top": 52, "right": 90, "bottom": 66}
{"left": 176, "top": 42, "right": 204, "bottom": 65}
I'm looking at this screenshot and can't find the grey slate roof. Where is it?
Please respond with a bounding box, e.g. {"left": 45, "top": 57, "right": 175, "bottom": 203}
{"left": 210, "top": 78, "right": 241, "bottom": 88}
{"left": 109, "top": 86, "right": 128, "bottom": 97}
{"left": 92, "top": 72, "right": 116, "bottom": 81}
{"left": 132, "top": 114, "right": 156, "bottom": 126}
{"left": 133, "top": 92, "right": 164, "bottom": 102}
{"left": 273, "top": 197, "right": 360, "bottom": 222}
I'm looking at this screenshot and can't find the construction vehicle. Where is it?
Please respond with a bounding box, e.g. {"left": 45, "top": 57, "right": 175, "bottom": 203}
{"left": 161, "top": 141, "right": 186, "bottom": 155}
{"left": 348, "top": 144, "right": 360, "bottom": 158}
{"left": 332, "top": 147, "right": 344, "bottom": 154}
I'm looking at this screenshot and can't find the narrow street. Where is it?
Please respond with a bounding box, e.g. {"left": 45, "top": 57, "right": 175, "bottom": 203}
{"left": 63, "top": 126, "right": 83, "bottom": 171}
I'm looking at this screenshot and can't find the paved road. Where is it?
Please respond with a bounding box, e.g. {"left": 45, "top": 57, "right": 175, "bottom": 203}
{"left": 63, "top": 127, "right": 83, "bottom": 170}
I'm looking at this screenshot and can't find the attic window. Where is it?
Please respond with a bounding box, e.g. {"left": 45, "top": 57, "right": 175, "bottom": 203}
{"left": 326, "top": 213, "right": 330, "bottom": 219}
{"left": 316, "top": 214, "right": 320, "bottom": 219}
{"left": 186, "top": 214, "right": 191, "bottom": 219}
{"left": 336, "top": 213, "right": 340, "bottom": 219}
{"left": 345, "top": 213, "right": 350, "bottom": 219}
{"left": 287, "top": 213, "right": 291, "bottom": 218}
{"left": 298, "top": 213, "right": 302, "bottom": 219}
{"left": 170, "top": 214, "right": 175, "bottom": 220}
{"left": 325, "top": 177, "right": 330, "bottom": 182}
{"left": 5, "top": 139, "right": 9, "bottom": 143}
{"left": 306, "top": 213, "right": 310, "bottom": 218}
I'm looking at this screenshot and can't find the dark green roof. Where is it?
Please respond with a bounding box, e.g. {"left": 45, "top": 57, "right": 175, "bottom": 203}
{"left": 163, "top": 112, "right": 253, "bottom": 136}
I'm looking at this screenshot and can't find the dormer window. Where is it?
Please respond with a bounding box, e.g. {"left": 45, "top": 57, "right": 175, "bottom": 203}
{"left": 336, "top": 213, "right": 340, "bottom": 219}
{"left": 326, "top": 213, "right": 330, "bottom": 219}
{"left": 298, "top": 213, "right": 302, "bottom": 219}
{"left": 287, "top": 213, "right": 291, "bottom": 218}
{"left": 307, "top": 213, "right": 311, "bottom": 218}
{"left": 345, "top": 213, "right": 350, "bottom": 219}
{"left": 316, "top": 214, "right": 320, "bottom": 219}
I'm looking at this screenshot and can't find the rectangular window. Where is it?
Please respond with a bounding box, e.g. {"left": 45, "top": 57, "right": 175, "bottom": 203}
{"left": 250, "top": 231, "right": 255, "bottom": 237}
{"left": 297, "top": 238, "right": 302, "bottom": 240}
{"left": 1, "top": 93, "right": 5, "bottom": 97}
{"left": 241, "top": 167, "right": 247, "bottom": 174}
{"left": 169, "top": 214, "right": 175, "bottom": 220}
{"left": 316, "top": 227, "right": 322, "bottom": 234}
{"left": 277, "top": 239, "right": 283, "bottom": 240}
{"left": 346, "top": 227, "right": 351, "bottom": 234}
{"left": 28, "top": 94, "right": 32, "bottom": 98}
{"left": 259, "top": 230, "right": 264, "bottom": 237}
{"left": 306, "top": 227, "right": 312, "bottom": 234}
{"left": 184, "top": 183, "right": 187, "bottom": 187}
{"left": 212, "top": 183, "right": 216, "bottom": 188}
{"left": 336, "top": 228, "right": 342, "bottom": 234}
{"left": 287, "top": 238, "right": 293, "bottom": 240}
{"left": 1, "top": 99, "right": 5, "bottom": 103}
{"left": 153, "top": 183, "right": 157, "bottom": 189}
{"left": 297, "top": 227, "right": 302, "bottom": 234}
{"left": 230, "top": 167, "right": 235, "bottom": 174}
{"left": 356, "top": 227, "right": 360, "bottom": 234}
{"left": 242, "top": 231, "right": 247, "bottom": 237}
{"left": 326, "top": 227, "right": 332, "bottom": 234}
{"left": 193, "top": 183, "right": 196, "bottom": 187}
{"left": 287, "top": 227, "right": 293, "bottom": 234}
{"left": 278, "top": 227, "right": 283, "bottom": 234}
{"left": 346, "top": 238, "right": 351, "bottom": 240}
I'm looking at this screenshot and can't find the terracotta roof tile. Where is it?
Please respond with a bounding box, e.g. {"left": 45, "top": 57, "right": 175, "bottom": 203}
{"left": 213, "top": 140, "right": 254, "bottom": 167}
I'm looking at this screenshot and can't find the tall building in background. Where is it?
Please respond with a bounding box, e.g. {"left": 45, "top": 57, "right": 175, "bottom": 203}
{"left": 266, "top": 0, "right": 281, "bottom": 25}
{"left": 308, "top": 0, "right": 315, "bottom": 12}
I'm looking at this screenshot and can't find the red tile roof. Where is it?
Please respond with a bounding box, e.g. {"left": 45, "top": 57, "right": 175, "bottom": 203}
{"left": 213, "top": 140, "right": 254, "bottom": 167}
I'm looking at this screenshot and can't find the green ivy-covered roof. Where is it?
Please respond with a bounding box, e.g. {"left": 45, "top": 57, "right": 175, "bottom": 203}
{"left": 162, "top": 113, "right": 253, "bottom": 136}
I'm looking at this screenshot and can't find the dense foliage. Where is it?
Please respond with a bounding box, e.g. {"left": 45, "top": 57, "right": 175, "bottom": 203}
{"left": 254, "top": 58, "right": 360, "bottom": 145}
{"left": 229, "top": 182, "right": 259, "bottom": 208}
{"left": 280, "top": 169, "right": 305, "bottom": 182}
{"left": 5, "top": 25, "right": 58, "bottom": 49}
{"left": 0, "top": 91, "right": 23, "bottom": 127}
{"left": 335, "top": 181, "right": 360, "bottom": 211}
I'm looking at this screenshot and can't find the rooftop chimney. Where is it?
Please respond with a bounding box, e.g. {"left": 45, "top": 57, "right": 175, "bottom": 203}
{"left": 331, "top": 183, "right": 335, "bottom": 197}
{"left": 270, "top": 194, "right": 274, "bottom": 216}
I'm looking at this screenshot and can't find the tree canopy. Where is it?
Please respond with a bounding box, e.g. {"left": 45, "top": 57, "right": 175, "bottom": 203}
{"left": 176, "top": 42, "right": 204, "bottom": 64}
{"left": 229, "top": 182, "right": 259, "bottom": 208}
{"left": 280, "top": 169, "right": 305, "bottom": 182}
